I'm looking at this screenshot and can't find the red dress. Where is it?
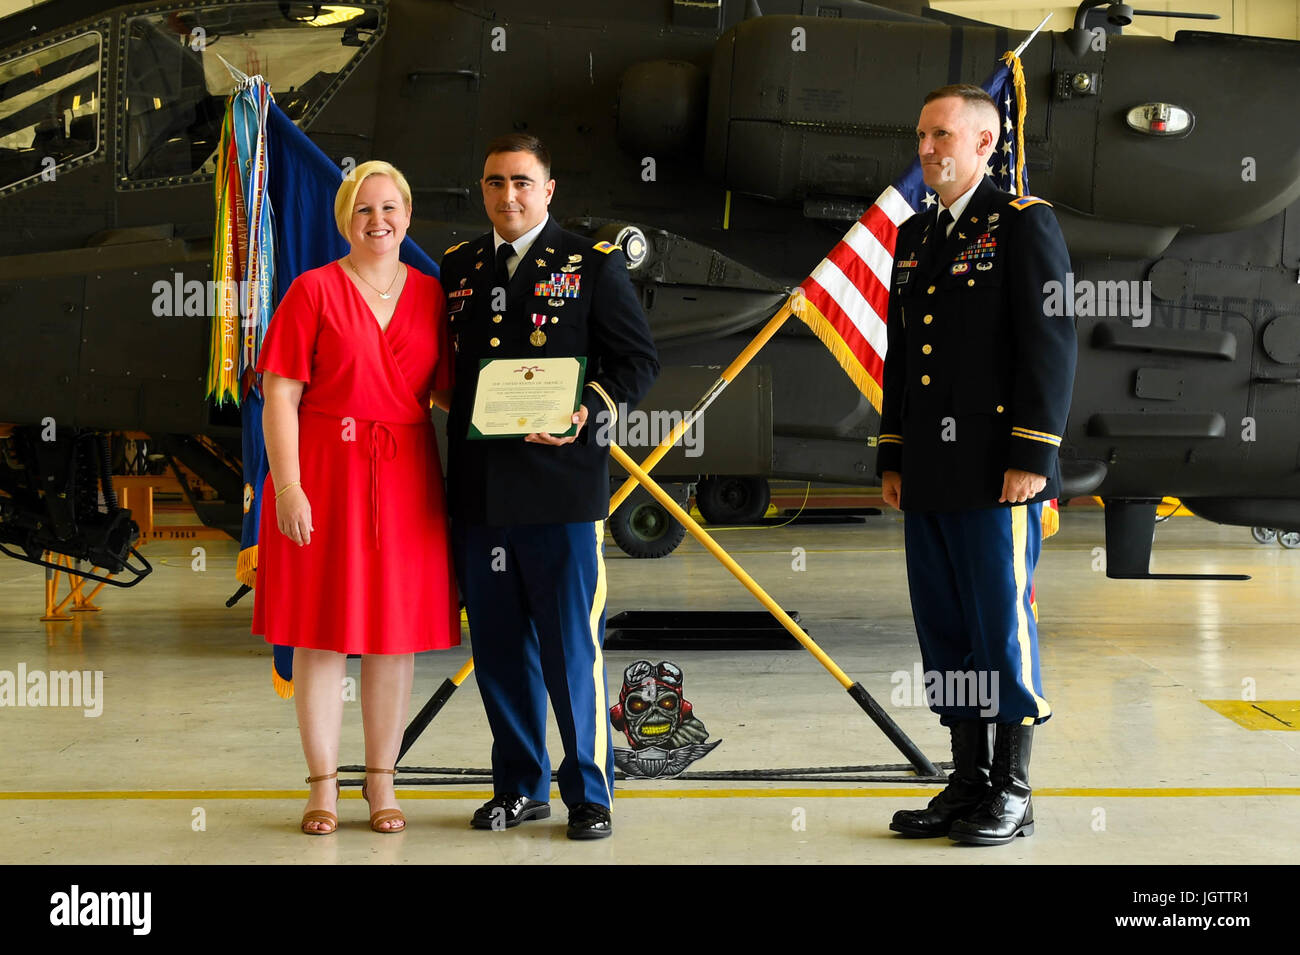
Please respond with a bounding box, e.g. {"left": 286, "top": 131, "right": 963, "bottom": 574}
{"left": 250, "top": 262, "right": 460, "bottom": 654}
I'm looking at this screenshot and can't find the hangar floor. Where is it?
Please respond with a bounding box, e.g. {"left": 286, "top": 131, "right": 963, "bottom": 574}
{"left": 2, "top": 508, "right": 1297, "bottom": 865}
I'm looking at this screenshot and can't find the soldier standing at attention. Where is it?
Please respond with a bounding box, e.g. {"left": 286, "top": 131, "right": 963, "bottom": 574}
{"left": 877, "top": 86, "right": 1077, "bottom": 845}
{"left": 441, "top": 134, "right": 659, "bottom": 840}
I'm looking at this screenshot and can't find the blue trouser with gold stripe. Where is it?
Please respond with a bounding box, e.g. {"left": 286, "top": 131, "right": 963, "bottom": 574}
{"left": 903, "top": 503, "right": 1052, "bottom": 726}
{"left": 452, "top": 520, "right": 615, "bottom": 808}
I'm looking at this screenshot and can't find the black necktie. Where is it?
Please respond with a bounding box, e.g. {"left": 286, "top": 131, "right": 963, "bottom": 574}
{"left": 496, "top": 242, "right": 515, "bottom": 282}
{"left": 936, "top": 208, "right": 953, "bottom": 238}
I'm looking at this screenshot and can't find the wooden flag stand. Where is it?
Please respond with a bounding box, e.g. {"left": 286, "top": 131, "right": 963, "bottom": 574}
{"left": 372, "top": 296, "right": 943, "bottom": 785}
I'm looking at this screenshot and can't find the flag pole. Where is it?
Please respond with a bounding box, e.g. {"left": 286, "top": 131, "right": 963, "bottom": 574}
{"left": 1011, "top": 12, "right": 1052, "bottom": 59}
{"left": 608, "top": 299, "right": 794, "bottom": 513}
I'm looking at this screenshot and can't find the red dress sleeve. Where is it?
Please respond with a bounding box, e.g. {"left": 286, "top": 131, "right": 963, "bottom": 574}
{"left": 257, "top": 272, "right": 320, "bottom": 383}
{"left": 431, "top": 288, "right": 454, "bottom": 391}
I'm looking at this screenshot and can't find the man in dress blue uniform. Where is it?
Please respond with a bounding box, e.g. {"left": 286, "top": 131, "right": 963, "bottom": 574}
{"left": 877, "top": 86, "right": 1076, "bottom": 845}
{"left": 441, "top": 134, "right": 659, "bottom": 839}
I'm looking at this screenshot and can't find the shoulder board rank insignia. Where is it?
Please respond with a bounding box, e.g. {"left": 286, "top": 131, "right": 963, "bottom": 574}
{"left": 1009, "top": 196, "right": 1052, "bottom": 211}
{"left": 444, "top": 240, "right": 468, "bottom": 255}
{"left": 593, "top": 241, "right": 618, "bottom": 254}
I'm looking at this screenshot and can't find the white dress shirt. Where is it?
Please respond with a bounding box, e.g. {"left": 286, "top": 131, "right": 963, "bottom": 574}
{"left": 936, "top": 178, "right": 983, "bottom": 239}
{"left": 493, "top": 215, "right": 550, "bottom": 280}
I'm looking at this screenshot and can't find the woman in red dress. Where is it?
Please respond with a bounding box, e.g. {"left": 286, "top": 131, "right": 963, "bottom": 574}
{"left": 252, "top": 161, "right": 459, "bottom": 834}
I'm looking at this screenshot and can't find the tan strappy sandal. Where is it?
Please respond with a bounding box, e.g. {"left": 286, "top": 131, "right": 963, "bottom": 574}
{"left": 361, "top": 767, "right": 406, "bottom": 833}
{"left": 301, "top": 771, "right": 340, "bottom": 835}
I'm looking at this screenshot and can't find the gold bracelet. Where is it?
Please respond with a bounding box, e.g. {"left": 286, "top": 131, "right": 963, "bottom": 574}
{"left": 275, "top": 481, "right": 301, "bottom": 500}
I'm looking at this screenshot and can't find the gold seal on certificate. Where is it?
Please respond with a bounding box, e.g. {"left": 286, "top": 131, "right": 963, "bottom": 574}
{"left": 469, "top": 356, "right": 588, "bottom": 439}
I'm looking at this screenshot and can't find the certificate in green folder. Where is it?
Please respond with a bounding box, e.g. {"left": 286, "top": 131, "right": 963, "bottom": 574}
{"left": 468, "top": 356, "right": 588, "bottom": 439}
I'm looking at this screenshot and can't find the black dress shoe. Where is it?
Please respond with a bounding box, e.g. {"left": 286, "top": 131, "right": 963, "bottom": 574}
{"left": 890, "top": 720, "right": 993, "bottom": 837}
{"left": 470, "top": 793, "right": 550, "bottom": 830}
{"left": 949, "top": 724, "right": 1035, "bottom": 845}
{"left": 566, "top": 803, "right": 612, "bottom": 840}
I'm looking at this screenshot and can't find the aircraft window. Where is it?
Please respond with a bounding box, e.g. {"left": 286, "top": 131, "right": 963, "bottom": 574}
{"left": 0, "top": 32, "right": 102, "bottom": 192}
{"left": 122, "top": 3, "right": 376, "bottom": 182}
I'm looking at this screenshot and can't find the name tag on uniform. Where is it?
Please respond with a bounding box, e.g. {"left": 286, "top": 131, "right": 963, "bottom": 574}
{"left": 448, "top": 287, "right": 472, "bottom": 313}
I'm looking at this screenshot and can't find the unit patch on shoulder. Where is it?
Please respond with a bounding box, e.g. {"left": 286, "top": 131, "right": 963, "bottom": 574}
{"left": 444, "top": 240, "right": 468, "bottom": 255}
{"left": 593, "top": 240, "right": 619, "bottom": 254}
{"left": 1009, "top": 196, "right": 1052, "bottom": 211}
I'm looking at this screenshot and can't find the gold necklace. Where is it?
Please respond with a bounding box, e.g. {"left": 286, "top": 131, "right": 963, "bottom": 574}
{"left": 347, "top": 257, "right": 402, "bottom": 300}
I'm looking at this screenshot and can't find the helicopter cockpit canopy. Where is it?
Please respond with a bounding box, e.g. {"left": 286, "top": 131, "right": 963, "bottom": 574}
{"left": 120, "top": 2, "right": 377, "bottom": 183}
{"left": 0, "top": 31, "right": 100, "bottom": 192}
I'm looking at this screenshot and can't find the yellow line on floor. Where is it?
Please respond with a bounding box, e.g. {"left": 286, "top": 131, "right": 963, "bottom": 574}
{"left": 3, "top": 786, "right": 1300, "bottom": 800}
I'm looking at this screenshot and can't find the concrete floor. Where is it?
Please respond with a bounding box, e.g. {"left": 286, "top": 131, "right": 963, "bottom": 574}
{"left": 2, "top": 508, "right": 1297, "bottom": 864}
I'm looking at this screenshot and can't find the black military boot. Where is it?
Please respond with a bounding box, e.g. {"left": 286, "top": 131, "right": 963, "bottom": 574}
{"left": 889, "top": 720, "right": 992, "bottom": 837}
{"left": 948, "top": 723, "right": 1034, "bottom": 845}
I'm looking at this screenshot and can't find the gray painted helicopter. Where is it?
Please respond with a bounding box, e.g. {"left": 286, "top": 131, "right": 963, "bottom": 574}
{"left": 1, "top": 0, "right": 1296, "bottom": 579}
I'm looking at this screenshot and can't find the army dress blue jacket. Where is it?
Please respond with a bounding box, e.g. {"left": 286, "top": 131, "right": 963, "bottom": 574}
{"left": 875, "top": 177, "right": 1077, "bottom": 511}
{"left": 441, "top": 216, "right": 660, "bottom": 526}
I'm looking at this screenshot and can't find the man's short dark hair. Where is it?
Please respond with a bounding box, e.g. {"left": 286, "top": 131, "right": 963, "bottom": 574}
{"left": 484, "top": 133, "right": 552, "bottom": 179}
{"left": 924, "top": 84, "right": 997, "bottom": 112}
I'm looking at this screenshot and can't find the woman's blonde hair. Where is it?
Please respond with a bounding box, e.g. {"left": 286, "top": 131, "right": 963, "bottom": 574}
{"left": 333, "top": 160, "right": 413, "bottom": 241}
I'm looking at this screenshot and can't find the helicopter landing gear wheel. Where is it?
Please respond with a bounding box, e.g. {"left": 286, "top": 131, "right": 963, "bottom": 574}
{"left": 608, "top": 485, "right": 688, "bottom": 558}
{"left": 695, "top": 476, "right": 770, "bottom": 525}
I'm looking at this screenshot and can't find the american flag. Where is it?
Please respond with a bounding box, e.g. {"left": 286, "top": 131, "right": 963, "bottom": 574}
{"left": 789, "top": 52, "right": 1031, "bottom": 414}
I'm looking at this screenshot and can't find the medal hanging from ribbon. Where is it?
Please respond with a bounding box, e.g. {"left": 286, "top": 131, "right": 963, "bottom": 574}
{"left": 530, "top": 313, "right": 547, "bottom": 347}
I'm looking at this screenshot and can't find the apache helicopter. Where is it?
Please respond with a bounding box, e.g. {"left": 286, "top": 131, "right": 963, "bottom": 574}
{"left": 1, "top": 0, "right": 1298, "bottom": 580}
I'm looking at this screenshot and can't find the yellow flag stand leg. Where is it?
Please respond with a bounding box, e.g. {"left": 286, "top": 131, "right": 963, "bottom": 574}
{"left": 395, "top": 304, "right": 795, "bottom": 764}
{"left": 608, "top": 302, "right": 793, "bottom": 513}
{"left": 396, "top": 440, "right": 937, "bottom": 776}
{"left": 398, "top": 659, "right": 475, "bottom": 761}
{"left": 395, "top": 303, "right": 793, "bottom": 763}
{"left": 607, "top": 444, "right": 938, "bottom": 778}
